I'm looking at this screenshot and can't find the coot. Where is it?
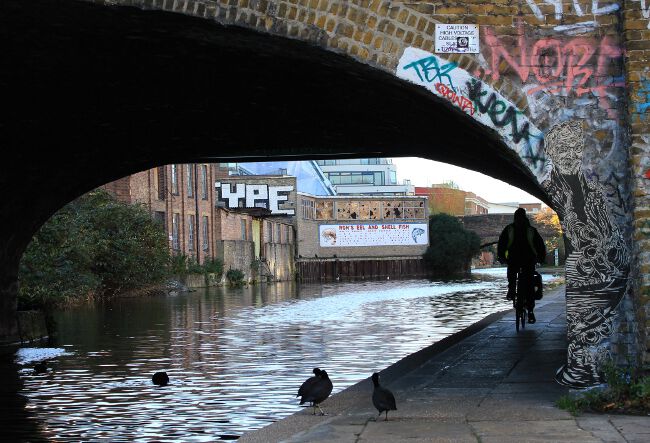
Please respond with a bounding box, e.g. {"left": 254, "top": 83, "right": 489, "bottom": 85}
{"left": 371, "top": 372, "right": 396, "bottom": 421}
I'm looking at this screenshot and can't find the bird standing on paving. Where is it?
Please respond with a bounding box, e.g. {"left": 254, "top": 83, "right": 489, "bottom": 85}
{"left": 297, "top": 368, "right": 322, "bottom": 405}
{"left": 371, "top": 372, "right": 397, "bottom": 421}
{"left": 299, "top": 369, "right": 333, "bottom": 415}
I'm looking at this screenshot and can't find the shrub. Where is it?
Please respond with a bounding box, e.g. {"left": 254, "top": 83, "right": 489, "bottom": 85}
{"left": 423, "top": 214, "right": 480, "bottom": 276}
{"left": 202, "top": 258, "right": 224, "bottom": 277}
{"left": 19, "top": 190, "right": 170, "bottom": 308}
{"left": 556, "top": 361, "right": 650, "bottom": 415}
{"left": 225, "top": 269, "right": 245, "bottom": 286}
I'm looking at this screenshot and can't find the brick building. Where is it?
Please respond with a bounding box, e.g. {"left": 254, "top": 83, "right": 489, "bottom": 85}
{"left": 103, "top": 165, "right": 296, "bottom": 282}
{"left": 296, "top": 193, "right": 429, "bottom": 281}
{"left": 414, "top": 186, "right": 489, "bottom": 215}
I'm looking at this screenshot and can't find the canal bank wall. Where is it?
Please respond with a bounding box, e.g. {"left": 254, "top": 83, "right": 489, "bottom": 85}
{"left": 297, "top": 257, "right": 430, "bottom": 282}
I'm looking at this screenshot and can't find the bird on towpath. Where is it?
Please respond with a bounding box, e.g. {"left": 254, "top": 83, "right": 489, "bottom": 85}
{"left": 371, "top": 372, "right": 397, "bottom": 421}
{"left": 297, "top": 367, "right": 322, "bottom": 405}
{"left": 299, "top": 369, "right": 333, "bottom": 415}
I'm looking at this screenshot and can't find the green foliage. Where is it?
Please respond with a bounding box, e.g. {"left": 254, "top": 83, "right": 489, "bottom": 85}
{"left": 169, "top": 254, "right": 223, "bottom": 278}
{"left": 202, "top": 259, "right": 224, "bottom": 276}
{"left": 169, "top": 254, "right": 190, "bottom": 276}
{"left": 556, "top": 362, "right": 650, "bottom": 415}
{"left": 225, "top": 269, "right": 245, "bottom": 286}
{"left": 423, "top": 214, "right": 481, "bottom": 276}
{"left": 19, "top": 190, "right": 170, "bottom": 309}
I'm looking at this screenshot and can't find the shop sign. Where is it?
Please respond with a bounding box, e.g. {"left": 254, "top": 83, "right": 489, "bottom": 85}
{"left": 319, "top": 223, "right": 428, "bottom": 247}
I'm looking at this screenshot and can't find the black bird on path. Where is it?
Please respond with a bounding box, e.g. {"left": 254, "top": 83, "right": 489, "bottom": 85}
{"left": 299, "top": 369, "right": 333, "bottom": 415}
{"left": 297, "top": 368, "right": 322, "bottom": 405}
{"left": 371, "top": 372, "right": 397, "bottom": 421}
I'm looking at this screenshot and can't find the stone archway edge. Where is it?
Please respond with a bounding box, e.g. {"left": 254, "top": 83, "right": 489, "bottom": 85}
{"left": 396, "top": 47, "right": 552, "bottom": 185}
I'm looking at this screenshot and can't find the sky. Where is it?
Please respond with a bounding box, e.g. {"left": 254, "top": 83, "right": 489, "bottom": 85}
{"left": 391, "top": 157, "right": 542, "bottom": 204}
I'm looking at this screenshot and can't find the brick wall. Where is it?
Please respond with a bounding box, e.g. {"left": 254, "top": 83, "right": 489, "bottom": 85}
{"left": 623, "top": 1, "right": 650, "bottom": 365}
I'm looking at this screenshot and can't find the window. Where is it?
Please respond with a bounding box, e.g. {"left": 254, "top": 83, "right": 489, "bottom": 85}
{"left": 172, "top": 213, "right": 180, "bottom": 250}
{"left": 327, "top": 172, "right": 379, "bottom": 185}
{"left": 157, "top": 167, "right": 166, "bottom": 200}
{"left": 171, "top": 165, "right": 179, "bottom": 195}
{"left": 389, "top": 170, "right": 397, "bottom": 185}
{"left": 276, "top": 224, "right": 282, "bottom": 243}
{"left": 202, "top": 216, "right": 209, "bottom": 251}
{"left": 403, "top": 200, "right": 425, "bottom": 219}
{"left": 267, "top": 222, "right": 273, "bottom": 243}
{"left": 315, "top": 201, "right": 334, "bottom": 220}
{"left": 241, "top": 219, "right": 247, "bottom": 241}
{"left": 201, "top": 165, "right": 208, "bottom": 200}
{"left": 154, "top": 211, "right": 166, "bottom": 231}
{"left": 285, "top": 226, "right": 290, "bottom": 244}
{"left": 383, "top": 201, "right": 403, "bottom": 219}
{"left": 188, "top": 215, "right": 195, "bottom": 251}
{"left": 186, "top": 165, "right": 194, "bottom": 198}
{"left": 301, "top": 199, "right": 315, "bottom": 219}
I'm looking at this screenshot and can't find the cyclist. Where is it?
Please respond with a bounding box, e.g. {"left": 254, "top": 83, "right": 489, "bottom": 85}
{"left": 497, "top": 208, "right": 546, "bottom": 324}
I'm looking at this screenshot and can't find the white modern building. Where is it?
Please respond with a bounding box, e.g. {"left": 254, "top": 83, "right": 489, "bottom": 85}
{"left": 315, "top": 158, "right": 414, "bottom": 196}
{"left": 487, "top": 202, "right": 520, "bottom": 214}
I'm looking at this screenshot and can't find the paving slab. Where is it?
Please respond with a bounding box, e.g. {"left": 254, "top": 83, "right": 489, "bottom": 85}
{"left": 240, "top": 286, "right": 650, "bottom": 443}
{"left": 471, "top": 419, "right": 600, "bottom": 442}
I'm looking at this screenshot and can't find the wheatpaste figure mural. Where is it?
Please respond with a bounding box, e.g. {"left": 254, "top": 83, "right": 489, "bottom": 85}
{"left": 543, "top": 121, "right": 630, "bottom": 387}
{"left": 397, "top": 48, "right": 631, "bottom": 387}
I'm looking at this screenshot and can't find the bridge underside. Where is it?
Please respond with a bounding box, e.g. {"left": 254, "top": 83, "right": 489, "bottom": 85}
{"left": 0, "top": 0, "right": 547, "bottom": 339}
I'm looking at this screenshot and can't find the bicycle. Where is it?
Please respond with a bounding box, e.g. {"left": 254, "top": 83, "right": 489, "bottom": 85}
{"left": 513, "top": 268, "right": 532, "bottom": 333}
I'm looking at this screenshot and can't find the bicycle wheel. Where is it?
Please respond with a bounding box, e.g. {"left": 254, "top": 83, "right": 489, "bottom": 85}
{"left": 515, "top": 306, "right": 520, "bottom": 333}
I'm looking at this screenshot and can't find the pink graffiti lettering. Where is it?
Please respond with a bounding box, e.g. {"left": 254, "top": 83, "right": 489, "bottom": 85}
{"left": 434, "top": 83, "right": 475, "bottom": 116}
{"left": 480, "top": 23, "right": 624, "bottom": 118}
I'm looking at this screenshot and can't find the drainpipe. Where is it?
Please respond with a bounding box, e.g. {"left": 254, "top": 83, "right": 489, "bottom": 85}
{"left": 195, "top": 164, "right": 200, "bottom": 264}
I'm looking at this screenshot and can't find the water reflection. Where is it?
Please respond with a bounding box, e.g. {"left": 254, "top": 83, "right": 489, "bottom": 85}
{"left": 11, "top": 268, "right": 541, "bottom": 441}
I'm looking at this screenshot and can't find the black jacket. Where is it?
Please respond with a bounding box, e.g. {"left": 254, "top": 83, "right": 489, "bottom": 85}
{"left": 497, "top": 219, "right": 546, "bottom": 265}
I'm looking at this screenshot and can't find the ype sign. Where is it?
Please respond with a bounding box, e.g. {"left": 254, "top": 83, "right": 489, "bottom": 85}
{"left": 435, "top": 24, "right": 479, "bottom": 54}
{"left": 215, "top": 182, "right": 295, "bottom": 215}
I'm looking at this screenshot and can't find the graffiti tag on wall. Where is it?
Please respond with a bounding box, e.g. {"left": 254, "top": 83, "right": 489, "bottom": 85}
{"left": 630, "top": 0, "right": 650, "bottom": 29}
{"left": 215, "top": 182, "right": 295, "bottom": 215}
{"left": 525, "top": 0, "right": 619, "bottom": 32}
{"left": 635, "top": 73, "right": 650, "bottom": 119}
{"left": 479, "top": 24, "right": 624, "bottom": 119}
{"left": 397, "top": 47, "right": 551, "bottom": 182}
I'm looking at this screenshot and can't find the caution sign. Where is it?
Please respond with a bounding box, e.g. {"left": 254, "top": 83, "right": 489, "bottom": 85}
{"left": 435, "top": 24, "right": 479, "bottom": 54}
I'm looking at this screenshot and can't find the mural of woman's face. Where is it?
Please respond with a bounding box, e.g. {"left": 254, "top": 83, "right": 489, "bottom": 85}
{"left": 544, "top": 120, "right": 584, "bottom": 175}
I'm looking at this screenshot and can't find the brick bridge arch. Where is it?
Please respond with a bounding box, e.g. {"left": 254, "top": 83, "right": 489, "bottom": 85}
{"left": 2, "top": 0, "right": 649, "bottom": 387}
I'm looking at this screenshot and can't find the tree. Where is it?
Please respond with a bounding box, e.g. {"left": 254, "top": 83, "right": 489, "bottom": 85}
{"left": 423, "top": 214, "right": 481, "bottom": 276}
{"left": 428, "top": 186, "right": 466, "bottom": 216}
{"left": 19, "top": 190, "right": 170, "bottom": 309}
{"left": 533, "top": 206, "right": 563, "bottom": 251}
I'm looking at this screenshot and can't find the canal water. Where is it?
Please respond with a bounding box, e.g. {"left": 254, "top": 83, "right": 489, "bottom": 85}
{"left": 8, "top": 268, "right": 559, "bottom": 441}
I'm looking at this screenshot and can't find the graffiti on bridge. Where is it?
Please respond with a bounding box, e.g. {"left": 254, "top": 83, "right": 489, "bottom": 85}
{"left": 525, "top": 0, "right": 619, "bottom": 32}
{"left": 635, "top": 73, "right": 650, "bottom": 119}
{"left": 397, "top": 47, "right": 550, "bottom": 182}
{"left": 630, "top": 0, "right": 650, "bottom": 29}
{"left": 434, "top": 83, "right": 475, "bottom": 116}
{"left": 479, "top": 23, "right": 624, "bottom": 119}
{"left": 466, "top": 79, "right": 533, "bottom": 144}
{"left": 402, "top": 56, "right": 458, "bottom": 92}
{"left": 543, "top": 121, "right": 631, "bottom": 387}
